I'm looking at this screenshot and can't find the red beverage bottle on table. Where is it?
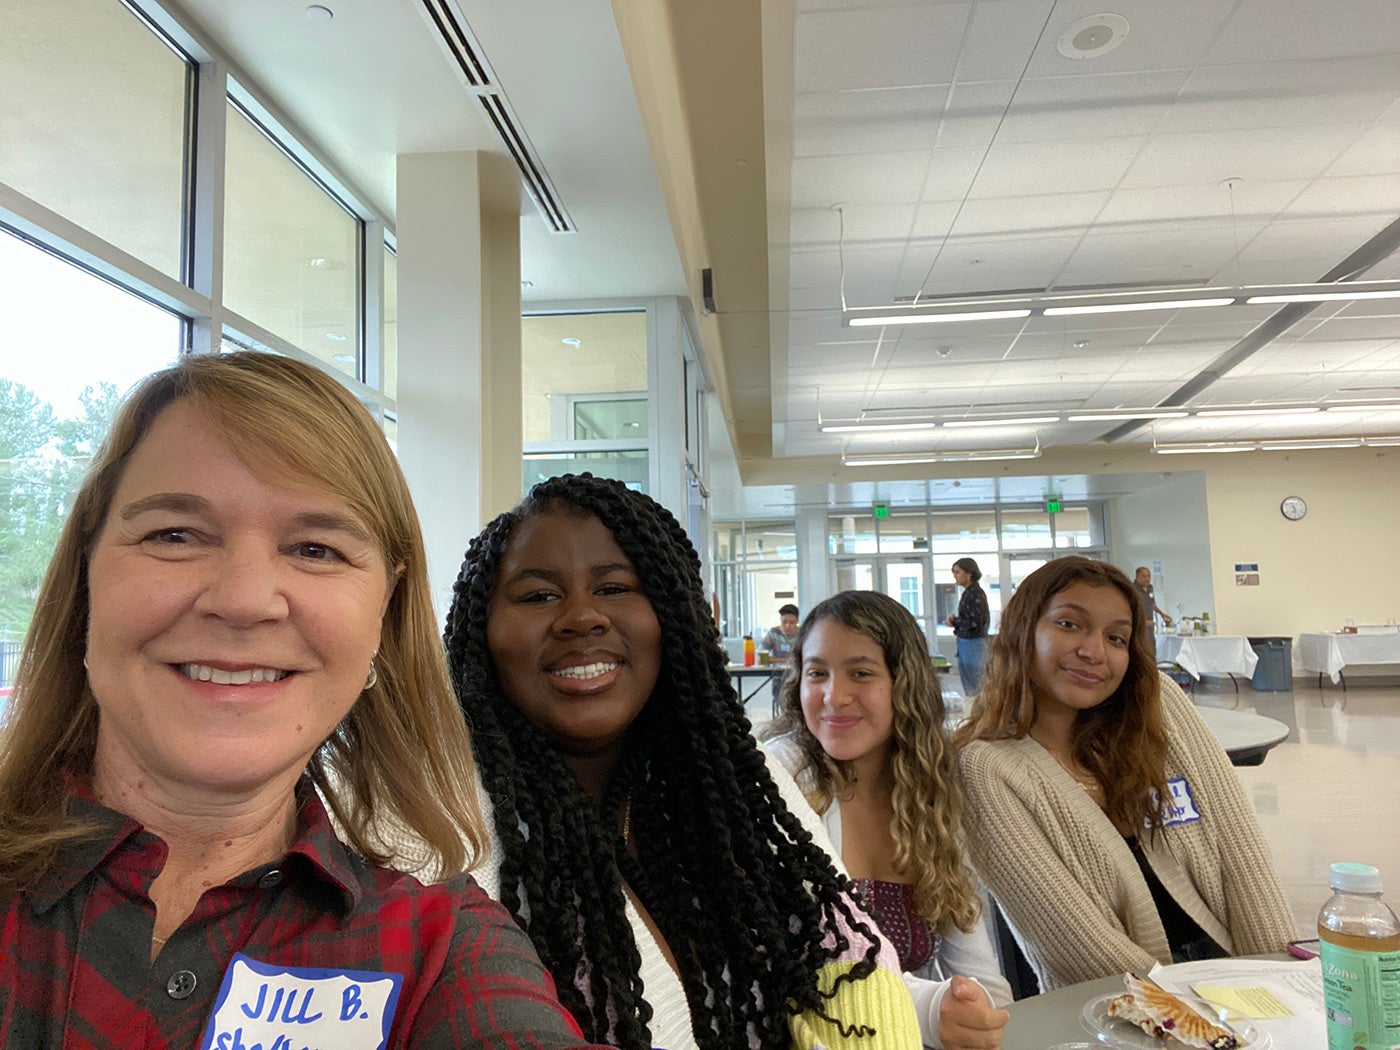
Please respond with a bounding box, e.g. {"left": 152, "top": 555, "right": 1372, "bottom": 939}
{"left": 1319, "top": 862, "right": 1400, "bottom": 1050}
{"left": 743, "top": 635, "right": 756, "bottom": 666}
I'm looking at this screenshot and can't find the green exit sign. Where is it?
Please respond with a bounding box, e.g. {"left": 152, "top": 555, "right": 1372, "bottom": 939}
{"left": 1045, "top": 499, "right": 1063, "bottom": 514}
{"left": 873, "top": 503, "right": 889, "bottom": 519}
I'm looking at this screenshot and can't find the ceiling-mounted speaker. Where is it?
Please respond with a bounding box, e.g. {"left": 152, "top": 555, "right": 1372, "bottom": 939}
{"left": 702, "top": 267, "right": 716, "bottom": 314}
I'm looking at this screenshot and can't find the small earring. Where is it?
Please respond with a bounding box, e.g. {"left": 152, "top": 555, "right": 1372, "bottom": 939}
{"left": 364, "top": 659, "right": 378, "bottom": 691}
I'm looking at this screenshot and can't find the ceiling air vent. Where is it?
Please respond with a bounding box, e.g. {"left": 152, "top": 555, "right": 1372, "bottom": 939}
{"left": 417, "top": 0, "right": 576, "bottom": 233}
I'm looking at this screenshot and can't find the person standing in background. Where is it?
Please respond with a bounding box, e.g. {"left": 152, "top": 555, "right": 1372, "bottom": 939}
{"left": 1133, "top": 567, "right": 1173, "bottom": 657}
{"left": 945, "top": 559, "right": 989, "bottom": 697}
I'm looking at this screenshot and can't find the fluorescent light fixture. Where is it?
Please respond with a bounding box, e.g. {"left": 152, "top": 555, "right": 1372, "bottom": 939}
{"left": 1153, "top": 444, "right": 1258, "bottom": 455}
{"left": 842, "top": 447, "right": 1041, "bottom": 467}
{"left": 1043, "top": 297, "right": 1235, "bottom": 316}
{"left": 1246, "top": 287, "right": 1400, "bottom": 304}
{"left": 1067, "top": 409, "right": 1190, "bottom": 421}
{"left": 820, "top": 421, "right": 938, "bottom": 433}
{"left": 1363, "top": 436, "right": 1400, "bottom": 446}
{"left": 842, "top": 280, "right": 1400, "bottom": 328}
{"left": 846, "top": 308, "right": 1031, "bottom": 327}
{"left": 942, "top": 415, "right": 1061, "bottom": 428}
{"left": 1324, "top": 402, "right": 1400, "bottom": 413}
{"left": 1195, "top": 406, "right": 1321, "bottom": 417}
{"left": 1256, "top": 439, "right": 1363, "bottom": 451}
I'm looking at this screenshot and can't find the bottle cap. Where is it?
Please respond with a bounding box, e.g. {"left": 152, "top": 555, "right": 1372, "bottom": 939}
{"left": 1330, "top": 862, "right": 1383, "bottom": 893}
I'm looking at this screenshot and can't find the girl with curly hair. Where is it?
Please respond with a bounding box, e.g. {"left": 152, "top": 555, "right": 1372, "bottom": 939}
{"left": 952, "top": 557, "right": 1296, "bottom": 990}
{"left": 444, "top": 474, "right": 920, "bottom": 1050}
{"left": 765, "top": 591, "right": 1011, "bottom": 1050}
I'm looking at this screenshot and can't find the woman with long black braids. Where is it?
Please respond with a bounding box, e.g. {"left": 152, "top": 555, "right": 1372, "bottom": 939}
{"left": 444, "top": 474, "right": 918, "bottom": 1049}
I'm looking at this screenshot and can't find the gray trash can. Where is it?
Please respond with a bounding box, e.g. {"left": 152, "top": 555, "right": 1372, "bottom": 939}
{"left": 1247, "top": 636, "right": 1292, "bottom": 691}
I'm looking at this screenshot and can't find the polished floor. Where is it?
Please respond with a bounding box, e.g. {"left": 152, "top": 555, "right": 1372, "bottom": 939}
{"left": 743, "top": 675, "right": 1400, "bottom": 937}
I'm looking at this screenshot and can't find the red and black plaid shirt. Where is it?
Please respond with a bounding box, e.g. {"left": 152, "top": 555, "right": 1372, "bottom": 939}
{"left": 0, "top": 784, "right": 603, "bottom": 1049}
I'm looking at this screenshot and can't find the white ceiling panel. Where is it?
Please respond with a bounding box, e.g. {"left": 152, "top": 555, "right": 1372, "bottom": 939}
{"left": 931, "top": 80, "right": 1019, "bottom": 151}
{"left": 794, "top": 5, "right": 972, "bottom": 94}
{"left": 1022, "top": 0, "right": 1233, "bottom": 78}
{"left": 791, "top": 150, "right": 933, "bottom": 208}
{"left": 793, "top": 86, "right": 950, "bottom": 157}
{"left": 1208, "top": 0, "right": 1400, "bottom": 64}
{"left": 946, "top": 191, "right": 1110, "bottom": 236}
{"left": 1121, "top": 125, "right": 1367, "bottom": 188}
{"left": 968, "top": 136, "right": 1144, "bottom": 198}
{"left": 996, "top": 70, "right": 1190, "bottom": 143}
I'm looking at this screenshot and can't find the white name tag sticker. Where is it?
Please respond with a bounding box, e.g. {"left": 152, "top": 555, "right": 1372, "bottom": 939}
{"left": 1161, "top": 777, "right": 1202, "bottom": 826}
{"left": 200, "top": 953, "right": 403, "bottom": 1050}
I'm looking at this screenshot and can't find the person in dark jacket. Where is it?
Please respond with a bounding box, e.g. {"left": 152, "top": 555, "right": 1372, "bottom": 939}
{"left": 945, "top": 558, "right": 990, "bottom": 696}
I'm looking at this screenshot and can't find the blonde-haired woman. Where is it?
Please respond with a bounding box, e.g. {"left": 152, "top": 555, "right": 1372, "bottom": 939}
{"left": 767, "top": 590, "right": 1011, "bottom": 1050}
{"left": 0, "top": 350, "right": 603, "bottom": 1047}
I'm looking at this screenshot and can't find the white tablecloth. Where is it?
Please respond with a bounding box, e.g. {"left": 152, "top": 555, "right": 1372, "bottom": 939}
{"left": 1165, "top": 635, "right": 1259, "bottom": 680}
{"left": 1295, "top": 632, "right": 1400, "bottom": 683}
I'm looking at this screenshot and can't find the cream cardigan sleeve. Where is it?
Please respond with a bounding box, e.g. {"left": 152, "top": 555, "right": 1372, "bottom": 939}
{"left": 957, "top": 737, "right": 1159, "bottom": 989}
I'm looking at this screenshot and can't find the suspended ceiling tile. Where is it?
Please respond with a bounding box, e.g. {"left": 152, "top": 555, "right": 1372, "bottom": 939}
{"left": 1024, "top": 0, "right": 1232, "bottom": 78}
{"left": 1096, "top": 181, "right": 1307, "bottom": 226}
{"left": 917, "top": 146, "right": 990, "bottom": 202}
{"left": 793, "top": 85, "right": 951, "bottom": 157}
{"left": 1121, "top": 125, "right": 1365, "bottom": 187}
{"left": 791, "top": 150, "right": 933, "bottom": 208}
{"left": 996, "top": 69, "right": 1190, "bottom": 143}
{"left": 932, "top": 80, "right": 1020, "bottom": 150}
{"left": 1207, "top": 0, "right": 1400, "bottom": 63}
{"left": 947, "top": 191, "right": 1111, "bottom": 236}
{"left": 1281, "top": 175, "right": 1400, "bottom": 220}
{"left": 794, "top": 5, "right": 972, "bottom": 93}
{"left": 968, "top": 136, "right": 1144, "bottom": 198}
{"left": 1326, "top": 119, "right": 1400, "bottom": 177}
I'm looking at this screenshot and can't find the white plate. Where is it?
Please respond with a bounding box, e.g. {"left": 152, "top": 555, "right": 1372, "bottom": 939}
{"left": 1080, "top": 992, "right": 1271, "bottom": 1049}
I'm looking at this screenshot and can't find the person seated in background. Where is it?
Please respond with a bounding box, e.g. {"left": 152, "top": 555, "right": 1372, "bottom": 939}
{"left": 765, "top": 591, "right": 1011, "bottom": 1050}
{"left": 761, "top": 603, "right": 801, "bottom": 664}
{"left": 0, "top": 351, "right": 603, "bottom": 1048}
{"left": 444, "top": 474, "right": 921, "bottom": 1049}
{"left": 953, "top": 557, "right": 1297, "bottom": 991}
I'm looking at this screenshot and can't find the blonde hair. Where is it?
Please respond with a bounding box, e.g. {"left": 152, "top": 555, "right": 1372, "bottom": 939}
{"left": 0, "top": 350, "right": 485, "bottom": 893}
{"left": 769, "top": 590, "right": 980, "bottom": 935}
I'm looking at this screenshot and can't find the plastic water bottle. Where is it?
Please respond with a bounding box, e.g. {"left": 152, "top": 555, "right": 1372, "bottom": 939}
{"left": 743, "top": 634, "right": 755, "bottom": 666}
{"left": 1319, "top": 862, "right": 1400, "bottom": 1050}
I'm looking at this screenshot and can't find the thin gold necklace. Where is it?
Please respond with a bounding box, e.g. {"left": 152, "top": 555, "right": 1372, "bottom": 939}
{"left": 1047, "top": 750, "right": 1102, "bottom": 793}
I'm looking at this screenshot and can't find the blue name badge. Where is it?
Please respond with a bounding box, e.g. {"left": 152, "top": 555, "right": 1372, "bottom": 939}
{"left": 1160, "top": 777, "right": 1202, "bottom": 827}
{"left": 200, "top": 953, "right": 403, "bottom": 1050}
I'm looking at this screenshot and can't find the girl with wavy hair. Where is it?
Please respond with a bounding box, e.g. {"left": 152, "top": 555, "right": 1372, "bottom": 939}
{"left": 952, "top": 557, "right": 1295, "bottom": 990}
{"left": 765, "top": 590, "right": 1011, "bottom": 1050}
{"left": 444, "top": 474, "right": 920, "bottom": 1050}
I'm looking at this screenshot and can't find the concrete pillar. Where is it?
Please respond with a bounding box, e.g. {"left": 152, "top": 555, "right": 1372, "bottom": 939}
{"left": 395, "top": 150, "right": 522, "bottom": 620}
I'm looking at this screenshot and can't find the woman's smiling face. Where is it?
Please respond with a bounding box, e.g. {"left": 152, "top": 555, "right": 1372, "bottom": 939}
{"left": 486, "top": 509, "right": 662, "bottom": 775}
{"left": 85, "top": 399, "right": 396, "bottom": 802}
{"left": 1028, "top": 580, "right": 1132, "bottom": 721}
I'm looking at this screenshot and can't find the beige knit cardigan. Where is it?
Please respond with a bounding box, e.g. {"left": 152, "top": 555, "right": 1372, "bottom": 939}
{"left": 957, "top": 675, "right": 1297, "bottom": 990}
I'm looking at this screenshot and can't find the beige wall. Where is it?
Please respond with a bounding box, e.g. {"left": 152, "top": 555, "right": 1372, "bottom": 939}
{"left": 1203, "top": 447, "right": 1400, "bottom": 638}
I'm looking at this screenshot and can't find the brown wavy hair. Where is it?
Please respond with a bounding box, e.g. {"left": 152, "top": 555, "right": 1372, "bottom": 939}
{"left": 768, "top": 590, "right": 981, "bottom": 935}
{"left": 0, "top": 350, "right": 485, "bottom": 894}
{"left": 952, "top": 556, "right": 1170, "bottom": 834}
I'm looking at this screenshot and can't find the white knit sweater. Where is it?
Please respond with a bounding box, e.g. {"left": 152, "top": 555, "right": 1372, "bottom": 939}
{"left": 957, "top": 675, "right": 1297, "bottom": 990}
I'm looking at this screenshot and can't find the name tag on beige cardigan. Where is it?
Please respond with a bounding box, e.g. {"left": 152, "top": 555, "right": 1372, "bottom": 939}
{"left": 1158, "top": 777, "right": 1202, "bottom": 826}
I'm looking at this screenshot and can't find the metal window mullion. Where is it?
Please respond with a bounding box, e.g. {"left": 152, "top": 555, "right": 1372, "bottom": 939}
{"left": 188, "top": 57, "right": 227, "bottom": 354}
{"left": 363, "top": 220, "right": 386, "bottom": 391}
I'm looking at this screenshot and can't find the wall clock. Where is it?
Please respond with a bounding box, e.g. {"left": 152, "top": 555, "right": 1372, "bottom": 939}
{"left": 1280, "top": 495, "right": 1307, "bottom": 521}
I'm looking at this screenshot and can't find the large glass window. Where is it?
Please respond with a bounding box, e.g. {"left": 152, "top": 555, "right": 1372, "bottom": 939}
{"left": 223, "top": 101, "right": 359, "bottom": 374}
{"left": 521, "top": 310, "right": 648, "bottom": 495}
{"left": 382, "top": 243, "right": 398, "bottom": 400}
{"left": 712, "top": 521, "right": 798, "bottom": 643}
{"left": 0, "top": 230, "right": 179, "bottom": 656}
{"left": 0, "top": 0, "right": 191, "bottom": 279}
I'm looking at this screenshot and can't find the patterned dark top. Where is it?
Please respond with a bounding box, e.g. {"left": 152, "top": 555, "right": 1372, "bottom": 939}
{"left": 950, "top": 580, "right": 989, "bottom": 639}
{"left": 854, "top": 878, "right": 937, "bottom": 974}
{"left": 0, "top": 782, "right": 602, "bottom": 1050}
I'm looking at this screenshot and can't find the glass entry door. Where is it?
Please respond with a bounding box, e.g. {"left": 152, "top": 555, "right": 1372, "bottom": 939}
{"left": 832, "top": 556, "right": 933, "bottom": 646}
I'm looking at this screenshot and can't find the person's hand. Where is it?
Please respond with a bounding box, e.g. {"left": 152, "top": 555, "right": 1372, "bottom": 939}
{"left": 945, "top": 614, "right": 956, "bottom": 627}
{"left": 1164, "top": 616, "right": 1173, "bottom": 626}
{"left": 938, "top": 976, "right": 1009, "bottom": 1050}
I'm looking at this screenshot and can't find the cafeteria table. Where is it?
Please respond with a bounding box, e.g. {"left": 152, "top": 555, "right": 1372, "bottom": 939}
{"left": 1296, "top": 630, "right": 1400, "bottom": 691}
{"left": 1195, "top": 705, "right": 1289, "bottom": 766}
{"left": 726, "top": 663, "right": 783, "bottom": 715}
{"left": 1003, "top": 972, "right": 1121, "bottom": 1050}
{"left": 1158, "top": 635, "right": 1259, "bottom": 696}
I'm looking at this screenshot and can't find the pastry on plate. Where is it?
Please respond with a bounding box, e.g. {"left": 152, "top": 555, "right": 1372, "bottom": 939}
{"left": 1106, "top": 973, "right": 1239, "bottom": 1049}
